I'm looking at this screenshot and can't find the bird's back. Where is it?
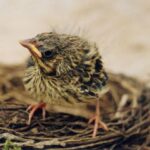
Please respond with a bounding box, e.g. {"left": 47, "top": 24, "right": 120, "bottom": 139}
{"left": 57, "top": 35, "right": 108, "bottom": 102}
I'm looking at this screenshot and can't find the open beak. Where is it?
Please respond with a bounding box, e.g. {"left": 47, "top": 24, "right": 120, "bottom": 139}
{"left": 19, "top": 39, "right": 42, "bottom": 58}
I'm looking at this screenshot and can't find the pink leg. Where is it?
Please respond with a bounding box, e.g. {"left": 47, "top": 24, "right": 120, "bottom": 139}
{"left": 88, "top": 99, "right": 108, "bottom": 138}
{"left": 26, "top": 102, "right": 46, "bottom": 125}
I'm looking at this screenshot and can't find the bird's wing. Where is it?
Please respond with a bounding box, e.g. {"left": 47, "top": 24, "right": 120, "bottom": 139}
{"left": 63, "top": 44, "right": 108, "bottom": 102}
{"left": 76, "top": 56, "right": 108, "bottom": 97}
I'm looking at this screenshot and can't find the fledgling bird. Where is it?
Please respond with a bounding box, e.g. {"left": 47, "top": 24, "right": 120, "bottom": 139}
{"left": 20, "top": 32, "right": 109, "bottom": 137}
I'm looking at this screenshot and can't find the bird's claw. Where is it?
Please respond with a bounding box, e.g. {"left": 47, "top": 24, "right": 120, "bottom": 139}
{"left": 88, "top": 115, "right": 108, "bottom": 138}
{"left": 26, "top": 102, "right": 46, "bottom": 125}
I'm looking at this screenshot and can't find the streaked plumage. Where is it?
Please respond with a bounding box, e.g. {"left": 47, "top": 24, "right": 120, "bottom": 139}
{"left": 21, "top": 32, "right": 108, "bottom": 137}
{"left": 23, "top": 32, "right": 108, "bottom": 105}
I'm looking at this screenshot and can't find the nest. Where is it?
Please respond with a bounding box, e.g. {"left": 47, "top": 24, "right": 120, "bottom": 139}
{"left": 0, "top": 64, "right": 149, "bottom": 150}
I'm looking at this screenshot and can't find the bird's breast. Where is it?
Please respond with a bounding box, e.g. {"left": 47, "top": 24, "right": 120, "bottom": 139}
{"left": 23, "top": 66, "right": 63, "bottom": 105}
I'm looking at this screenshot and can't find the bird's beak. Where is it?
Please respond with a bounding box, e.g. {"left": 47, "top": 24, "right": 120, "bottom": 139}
{"left": 19, "top": 39, "right": 42, "bottom": 58}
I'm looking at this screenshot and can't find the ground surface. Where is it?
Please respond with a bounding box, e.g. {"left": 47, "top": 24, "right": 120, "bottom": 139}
{"left": 0, "top": 65, "right": 149, "bottom": 150}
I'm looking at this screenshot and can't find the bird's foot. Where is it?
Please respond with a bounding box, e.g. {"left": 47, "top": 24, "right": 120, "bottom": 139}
{"left": 88, "top": 114, "right": 108, "bottom": 138}
{"left": 26, "top": 102, "right": 46, "bottom": 125}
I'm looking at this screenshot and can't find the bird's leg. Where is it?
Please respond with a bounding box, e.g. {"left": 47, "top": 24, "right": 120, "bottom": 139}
{"left": 26, "top": 102, "right": 46, "bottom": 125}
{"left": 88, "top": 99, "right": 108, "bottom": 138}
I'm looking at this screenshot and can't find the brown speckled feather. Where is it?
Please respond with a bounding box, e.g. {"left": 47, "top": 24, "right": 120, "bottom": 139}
{"left": 23, "top": 32, "right": 108, "bottom": 106}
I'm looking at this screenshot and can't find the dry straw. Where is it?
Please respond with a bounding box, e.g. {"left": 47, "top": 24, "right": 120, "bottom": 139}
{"left": 0, "top": 65, "right": 149, "bottom": 149}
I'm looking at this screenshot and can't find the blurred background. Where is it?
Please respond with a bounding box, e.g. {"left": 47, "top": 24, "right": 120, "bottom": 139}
{"left": 0, "top": 0, "right": 149, "bottom": 80}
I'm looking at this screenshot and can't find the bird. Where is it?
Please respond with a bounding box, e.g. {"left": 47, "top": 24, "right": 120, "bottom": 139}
{"left": 20, "top": 32, "right": 109, "bottom": 137}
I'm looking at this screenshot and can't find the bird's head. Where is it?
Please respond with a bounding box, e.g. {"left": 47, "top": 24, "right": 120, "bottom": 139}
{"left": 20, "top": 32, "right": 87, "bottom": 76}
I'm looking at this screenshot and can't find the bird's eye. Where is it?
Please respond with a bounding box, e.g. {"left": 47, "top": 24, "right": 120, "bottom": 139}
{"left": 43, "top": 51, "right": 53, "bottom": 59}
